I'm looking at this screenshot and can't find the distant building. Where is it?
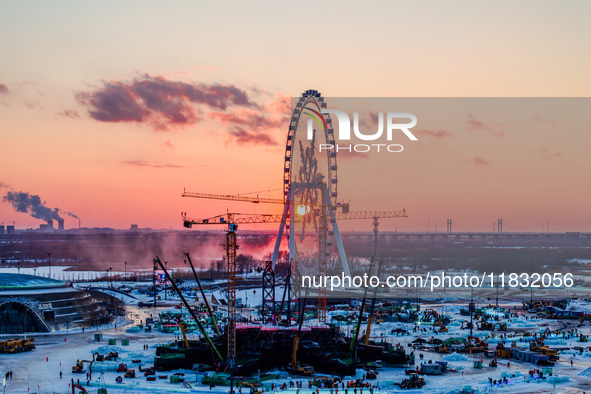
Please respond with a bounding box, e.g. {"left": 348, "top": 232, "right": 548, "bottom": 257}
{"left": 0, "top": 273, "right": 115, "bottom": 334}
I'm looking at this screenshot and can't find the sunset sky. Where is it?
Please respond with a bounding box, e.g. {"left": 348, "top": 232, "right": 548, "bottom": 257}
{"left": 1, "top": 1, "right": 590, "bottom": 233}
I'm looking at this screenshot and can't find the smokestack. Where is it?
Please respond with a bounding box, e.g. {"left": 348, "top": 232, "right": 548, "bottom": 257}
{"left": 46, "top": 219, "right": 54, "bottom": 231}
{"left": 57, "top": 219, "right": 64, "bottom": 231}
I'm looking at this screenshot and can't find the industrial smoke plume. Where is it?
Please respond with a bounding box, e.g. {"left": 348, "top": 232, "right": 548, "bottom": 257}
{"left": 1, "top": 182, "right": 78, "bottom": 223}
{"left": 3, "top": 191, "right": 62, "bottom": 221}
{"left": 65, "top": 211, "right": 79, "bottom": 219}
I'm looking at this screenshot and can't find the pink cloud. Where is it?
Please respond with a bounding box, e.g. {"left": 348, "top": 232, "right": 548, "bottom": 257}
{"left": 531, "top": 114, "right": 557, "bottom": 127}
{"left": 122, "top": 160, "right": 183, "bottom": 169}
{"left": 418, "top": 129, "right": 455, "bottom": 141}
{"left": 537, "top": 146, "right": 561, "bottom": 160}
{"left": 465, "top": 155, "right": 490, "bottom": 166}
{"left": 467, "top": 113, "right": 505, "bottom": 138}
{"left": 57, "top": 109, "right": 80, "bottom": 118}
{"left": 158, "top": 140, "right": 175, "bottom": 149}
{"left": 229, "top": 128, "right": 277, "bottom": 146}
{"left": 76, "top": 74, "right": 257, "bottom": 131}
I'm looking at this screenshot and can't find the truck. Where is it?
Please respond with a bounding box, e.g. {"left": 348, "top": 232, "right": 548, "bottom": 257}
{"left": 0, "top": 338, "right": 36, "bottom": 353}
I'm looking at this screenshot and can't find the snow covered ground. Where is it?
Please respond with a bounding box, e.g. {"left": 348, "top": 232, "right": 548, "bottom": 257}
{"left": 5, "top": 290, "right": 591, "bottom": 393}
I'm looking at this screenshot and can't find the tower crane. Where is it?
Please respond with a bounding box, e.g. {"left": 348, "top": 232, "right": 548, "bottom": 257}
{"left": 182, "top": 189, "right": 407, "bottom": 323}
{"left": 182, "top": 189, "right": 283, "bottom": 205}
{"left": 178, "top": 214, "right": 241, "bottom": 376}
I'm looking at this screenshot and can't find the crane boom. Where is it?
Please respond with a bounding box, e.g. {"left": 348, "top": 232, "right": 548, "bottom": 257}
{"left": 182, "top": 190, "right": 283, "bottom": 205}
{"left": 182, "top": 213, "right": 285, "bottom": 228}
{"left": 336, "top": 210, "right": 406, "bottom": 220}
{"left": 184, "top": 252, "right": 221, "bottom": 335}
{"left": 182, "top": 210, "right": 406, "bottom": 228}
{"left": 153, "top": 257, "right": 223, "bottom": 361}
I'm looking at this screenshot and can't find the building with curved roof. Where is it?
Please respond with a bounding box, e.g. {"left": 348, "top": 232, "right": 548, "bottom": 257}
{"left": 0, "top": 273, "right": 113, "bottom": 334}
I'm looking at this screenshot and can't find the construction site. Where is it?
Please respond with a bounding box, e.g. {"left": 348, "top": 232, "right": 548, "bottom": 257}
{"left": 2, "top": 90, "right": 591, "bottom": 393}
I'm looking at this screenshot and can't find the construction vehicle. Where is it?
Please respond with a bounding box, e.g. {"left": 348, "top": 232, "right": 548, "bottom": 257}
{"left": 395, "top": 374, "right": 425, "bottom": 389}
{"left": 73, "top": 353, "right": 102, "bottom": 374}
{"left": 529, "top": 341, "right": 560, "bottom": 361}
{"left": 465, "top": 336, "right": 488, "bottom": 353}
{"left": 437, "top": 345, "right": 450, "bottom": 354}
{"left": 94, "top": 352, "right": 105, "bottom": 362}
{"left": 105, "top": 351, "right": 119, "bottom": 361}
{"left": 366, "top": 370, "right": 378, "bottom": 379}
{"left": 72, "top": 359, "right": 94, "bottom": 374}
{"left": 476, "top": 320, "right": 494, "bottom": 331}
{"left": 286, "top": 298, "right": 315, "bottom": 376}
{"left": 461, "top": 320, "right": 473, "bottom": 330}
{"left": 124, "top": 369, "right": 136, "bottom": 378}
{"left": 434, "top": 321, "right": 448, "bottom": 333}
{"left": 116, "top": 364, "right": 128, "bottom": 373}
{"left": 313, "top": 376, "right": 341, "bottom": 388}
{"left": 424, "top": 308, "right": 439, "bottom": 319}
{"left": 494, "top": 322, "right": 507, "bottom": 331}
{"left": 177, "top": 317, "right": 190, "bottom": 348}
{"left": 495, "top": 343, "right": 512, "bottom": 359}
{"left": 140, "top": 366, "right": 155, "bottom": 376}
{"left": 0, "top": 337, "right": 35, "bottom": 353}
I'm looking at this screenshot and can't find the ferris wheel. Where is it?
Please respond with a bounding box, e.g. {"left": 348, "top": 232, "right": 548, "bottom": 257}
{"left": 271, "top": 90, "right": 351, "bottom": 281}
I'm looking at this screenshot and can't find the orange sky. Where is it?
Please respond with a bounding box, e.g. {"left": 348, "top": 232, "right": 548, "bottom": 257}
{"left": 1, "top": 1, "right": 590, "bottom": 232}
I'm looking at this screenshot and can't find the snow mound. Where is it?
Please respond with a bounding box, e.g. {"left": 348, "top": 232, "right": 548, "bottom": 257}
{"left": 547, "top": 375, "right": 569, "bottom": 384}
{"left": 544, "top": 338, "right": 567, "bottom": 345}
{"left": 578, "top": 367, "right": 591, "bottom": 377}
{"left": 444, "top": 352, "right": 470, "bottom": 362}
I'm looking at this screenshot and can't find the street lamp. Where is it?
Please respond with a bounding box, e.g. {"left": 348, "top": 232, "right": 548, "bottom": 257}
{"left": 47, "top": 253, "right": 52, "bottom": 279}
{"left": 124, "top": 261, "right": 127, "bottom": 283}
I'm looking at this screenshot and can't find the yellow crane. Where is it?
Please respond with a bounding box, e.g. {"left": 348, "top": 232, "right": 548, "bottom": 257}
{"left": 182, "top": 189, "right": 283, "bottom": 205}
{"left": 177, "top": 317, "right": 190, "bottom": 348}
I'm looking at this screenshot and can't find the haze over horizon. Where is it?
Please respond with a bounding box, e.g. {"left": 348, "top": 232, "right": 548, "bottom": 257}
{"left": 1, "top": 1, "right": 590, "bottom": 233}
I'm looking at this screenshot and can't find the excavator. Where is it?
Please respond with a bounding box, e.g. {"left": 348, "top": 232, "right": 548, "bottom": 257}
{"left": 494, "top": 322, "right": 507, "bottom": 331}
{"left": 72, "top": 358, "right": 94, "bottom": 374}
{"left": 71, "top": 378, "right": 87, "bottom": 394}
{"left": 461, "top": 320, "right": 473, "bottom": 330}
{"left": 434, "top": 320, "right": 448, "bottom": 332}
{"left": 286, "top": 298, "right": 315, "bottom": 376}
{"left": 476, "top": 320, "right": 495, "bottom": 331}
{"left": 465, "top": 336, "right": 488, "bottom": 353}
